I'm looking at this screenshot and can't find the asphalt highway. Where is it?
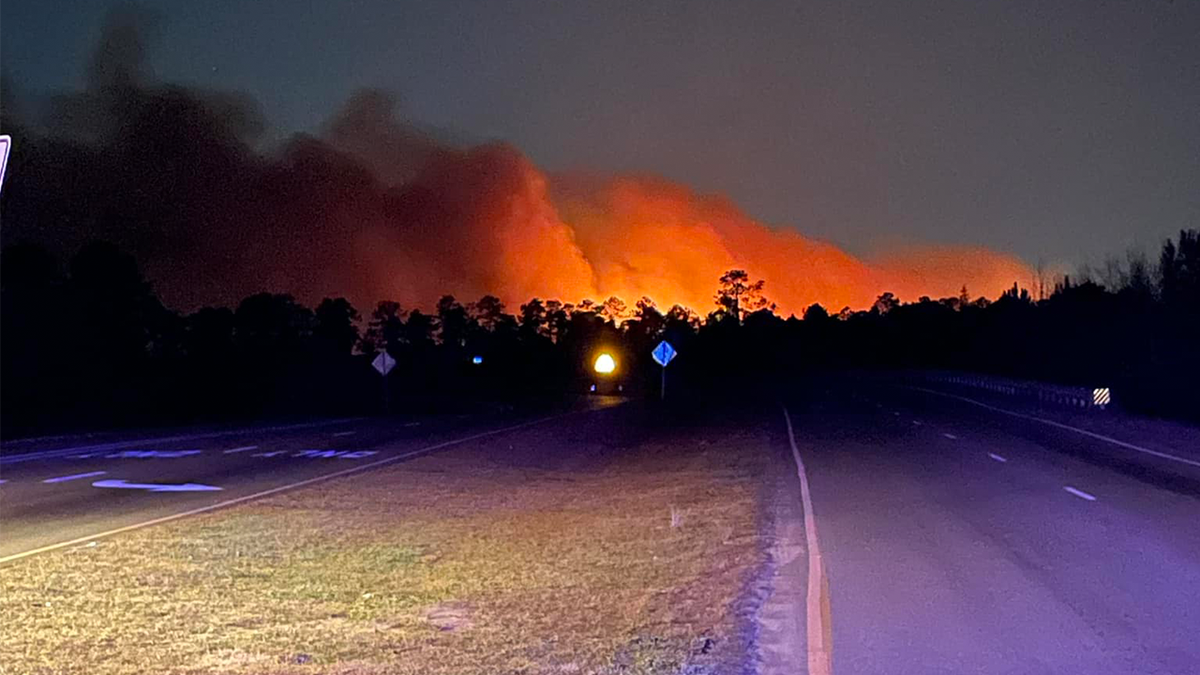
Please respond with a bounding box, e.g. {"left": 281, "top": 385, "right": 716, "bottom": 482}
{"left": 785, "top": 384, "right": 1200, "bottom": 675}
{"left": 0, "top": 407, "right": 612, "bottom": 562}
{"left": 3, "top": 384, "right": 1198, "bottom": 674}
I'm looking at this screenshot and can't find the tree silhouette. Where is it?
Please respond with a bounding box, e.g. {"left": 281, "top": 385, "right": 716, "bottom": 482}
{"left": 364, "top": 300, "right": 404, "bottom": 353}
{"left": 402, "top": 309, "right": 437, "bottom": 348}
{"left": 470, "top": 295, "right": 506, "bottom": 331}
{"left": 601, "top": 295, "right": 629, "bottom": 324}
{"left": 871, "top": 292, "right": 899, "bottom": 316}
{"left": 519, "top": 298, "right": 549, "bottom": 338}
{"left": 5, "top": 231, "right": 1200, "bottom": 435}
{"left": 803, "top": 303, "right": 830, "bottom": 322}
{"left": 233, "top": 293, "right": 314, "bottom": 355}
{"left": 715, "top": 269, "right": 772, "bottom": 322}
{"left": 314, "top": 297, "right": 361, "bottom": 355}
{"left": 436, "top": 295, "right": 471, "bottom": 347}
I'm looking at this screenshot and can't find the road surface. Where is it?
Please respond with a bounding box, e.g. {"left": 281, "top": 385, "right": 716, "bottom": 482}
{"left": 4, "top": 384, "right": 1198, "bottom": 674}
{"left": 0, "top": 404, "right": 622, "bottom": 562}
{"left": 784, "top": 383, "right": 1200, "bottom": 675}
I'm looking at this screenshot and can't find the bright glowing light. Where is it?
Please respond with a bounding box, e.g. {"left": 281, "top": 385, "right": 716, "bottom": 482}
{"left": 594, "top": 353, "right": 616, "bottom": 374}
{"left": 472, "top": 355, "right": 484, "bottom": 365}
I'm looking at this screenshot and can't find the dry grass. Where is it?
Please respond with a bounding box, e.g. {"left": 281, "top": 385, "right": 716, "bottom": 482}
{"left": 1, "top": 420, "right": 770, "bottom": 674}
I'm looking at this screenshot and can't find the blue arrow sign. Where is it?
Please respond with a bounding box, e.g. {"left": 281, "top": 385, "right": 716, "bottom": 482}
{"left": 652, "top": 340, "right": 677, "bottom": 367}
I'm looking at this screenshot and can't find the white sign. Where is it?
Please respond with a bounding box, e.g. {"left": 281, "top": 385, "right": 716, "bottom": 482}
{"left": 92, "top": 479, "right": 222, "bottom": 492}
{"left": 652, "top": 341, "right": 677, "bottom": 367}
{"left": 372, "top": 351, "right": 396, "bottom": 376}
{"left": 0, "top": 135, "right": 10, "bottom": 193}
{"left": 1093, "top": 388, "right": 1111, "bottom": 406}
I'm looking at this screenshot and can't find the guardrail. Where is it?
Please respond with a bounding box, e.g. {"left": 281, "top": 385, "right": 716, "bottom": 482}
{"left": 914, "top": 371, "right": 1111, "bottom": 411}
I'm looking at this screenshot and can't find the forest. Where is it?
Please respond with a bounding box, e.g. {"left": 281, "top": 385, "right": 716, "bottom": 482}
{"left": 2, "top": 229, "right": 1196, "bottom": 436}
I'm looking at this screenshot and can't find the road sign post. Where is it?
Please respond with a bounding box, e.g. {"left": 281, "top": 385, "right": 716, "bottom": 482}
{"left": 651, "top": 340, "right": 677, "bottom": 401}
{"left": 372, "top": 350, "right": 397, "bottom": 414}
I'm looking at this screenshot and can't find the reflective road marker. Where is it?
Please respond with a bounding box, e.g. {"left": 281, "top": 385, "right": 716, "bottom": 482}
{"left": 43, "top": 471, "right": 108, "bottom": 484}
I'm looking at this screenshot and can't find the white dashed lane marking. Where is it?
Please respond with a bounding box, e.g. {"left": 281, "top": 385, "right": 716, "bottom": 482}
{"left": 43, "top": 471, "right": 108, "bottom": 484}
{"left": 988, "top": 453, "right": 1008, "bottom": 463}
{"left": 223, "top": 445, "right": 259, "bottom": 454}
{"left": 943, "top": 433, "right": 957, "bottom": 440}
{"left": 332, "top": 431, "right": 357, "bottom": 437}
{"left": 912, "top": 420, "right": 922, "bottom": 426}
{"left": 1064, "top": 486, "right": 1097, "bottom": 501}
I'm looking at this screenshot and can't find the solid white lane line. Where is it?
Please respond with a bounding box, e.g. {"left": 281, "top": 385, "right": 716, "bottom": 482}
{"left": 782, "top": 406, "right": 833, "bottom": 675}
{"left": 988, "top": 453, "right": 1008, "bottom": 463}
{"left": 909, "top": 387, "right": 1200, "bottom": 469}
{"left": 943, "top": 433, "right": 958, "bottom": 440}
{"left": 0, "top": 412, "right": 572, "bottom": 566}
{"left": 331, "top": 431, "right": 356, "bottom": 437}
{"left": 43, "top": 471, "right": 107, "bottom": 484}
{"left": 222, "top": 446, "right": 259, "bottom": 454}
{"left": 1064, "top": 486, "right": 1097, "bottom": 501}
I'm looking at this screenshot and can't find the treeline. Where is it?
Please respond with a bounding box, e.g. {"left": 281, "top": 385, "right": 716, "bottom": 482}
{"left": 2, "top": 231, "right": 1197, "bottom": 435}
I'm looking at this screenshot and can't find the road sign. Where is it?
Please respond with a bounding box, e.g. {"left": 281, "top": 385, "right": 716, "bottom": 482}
{"left": 652, "top": 340, "right": 677, "bottom": 400}
{"left": 652, "top": 341, "right": 677, "bottom": 367}
{"left": 1092, "top": 387, "right": 1111, "bottom": 407}
{"left": 92, "top": 479, "right": 222, "bottom": 492}
{"left": 372, "top": 351, "right": 396, "bottom": 376}
{"left": 0, "top": 135, "right": 10, "bottom": 193}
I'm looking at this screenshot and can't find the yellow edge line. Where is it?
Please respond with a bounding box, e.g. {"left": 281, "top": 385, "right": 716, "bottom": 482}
{"left": 782, "top": 405, "right": 833, "bottom": 675}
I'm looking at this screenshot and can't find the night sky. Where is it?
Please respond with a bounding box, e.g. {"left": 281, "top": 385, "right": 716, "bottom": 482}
{"left": 4, "top": 0, "right": 1198, "bottom": 271}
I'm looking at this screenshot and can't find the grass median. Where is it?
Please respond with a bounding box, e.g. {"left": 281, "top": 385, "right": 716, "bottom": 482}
{"left": 1, "top": 413, "right": 772, "bottom": 674}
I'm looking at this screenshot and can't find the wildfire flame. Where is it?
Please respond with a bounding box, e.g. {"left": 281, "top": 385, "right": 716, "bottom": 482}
{"left": 355, "top": 144, "right": 1031, "bottom": 316}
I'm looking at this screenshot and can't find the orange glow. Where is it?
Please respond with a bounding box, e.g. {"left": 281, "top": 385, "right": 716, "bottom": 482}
{"left": 350, "top": 145, "right": 1031, "bottom": 316}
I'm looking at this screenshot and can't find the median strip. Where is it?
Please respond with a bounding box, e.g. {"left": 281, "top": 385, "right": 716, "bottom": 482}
{"left": 1, "top": 410, "right": 771, "bottom": 674}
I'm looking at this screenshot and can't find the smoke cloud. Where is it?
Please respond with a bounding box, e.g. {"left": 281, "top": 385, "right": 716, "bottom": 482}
{"left": 0, "top": 10, "right": 1030, "bottom": 315}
